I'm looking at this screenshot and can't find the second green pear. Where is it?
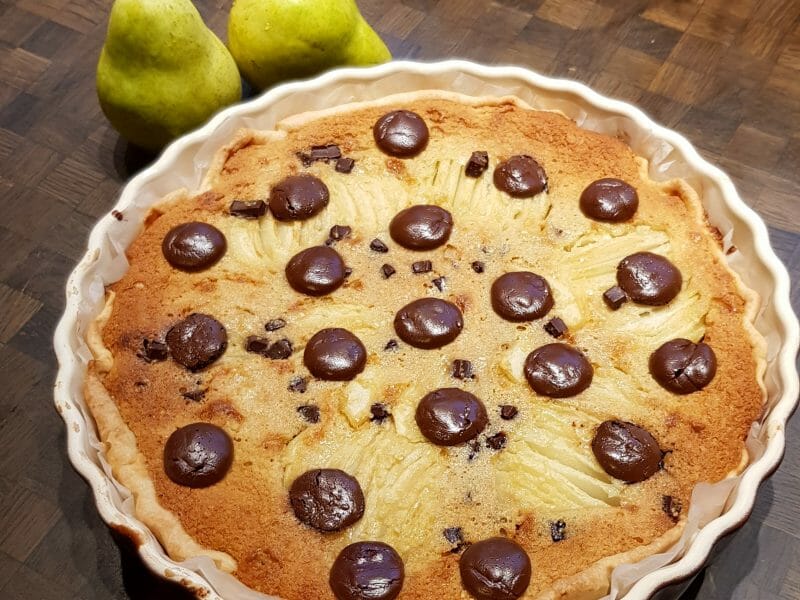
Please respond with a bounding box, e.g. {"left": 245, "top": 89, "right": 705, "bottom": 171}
{"left": 228, "top": 0, "right": 391, "bottom": 91}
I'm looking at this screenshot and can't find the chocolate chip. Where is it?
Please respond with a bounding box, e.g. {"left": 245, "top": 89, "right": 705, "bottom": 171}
{"left": 304, "top": 328, "right": 367, "bottom": 381}
{"left": 543, "top": 317, "right": 568, "bottom": 338}
{"left": 289, "top": 468, "right": 365, "bottom": 532}
{"left": 602, "top": 286, "right": 628, "bottom": 310}
{"left": 166, "top": 314, "right": 227, "bottom": 371}
{"left": 491, "top": 272, "right": 554, "bottom": 322}
{"left": 649, "top": 338, "right": 717, "bottom": 394}
{"left": 245, "top": 336, "right": 270, "bottom": 354}
{"left": 493, "top": 155, "right": 547, "bottom": 198}
{"left": 592, "top": 421, "right": 663, "bottom": 483}
{"left": 328, "top": 224, "right": 352, "bottom": 242}
{"left": 500, "top": 405, "right": 518, "bottom": 420}
{"left": 266, "top": 338, "right": 293, "bottom": 359}
{"left": 662, "top": 495, "right": 683, "bottom": 521}
{"left": 163, "top": 423, "right": 233, "bottom": 488}
{"left": 335, "top": 157, "right": 355, "bottom": 174}
{"left": 381, "top": 263, "right": 396, "bottom": 279}
{"left": 373, "top": 110, "right": 429, "bottom": 158}
{"left": 459, "top": 537, "right": 532, "bottom": 600}
{"left": 389, "top": 205, "right": 453, "bottom": 250}
{"left": 269, "top": 174, "right": 329, "bottom": 221}
{"left": 288, "top": 376, "right": 308, "bottom": 393}
{"left": 111, "top": 209, "right": 123, "bottom": 221}
{"left": 229, "top": 200, "right": 267, "bottom": 219}
{"left": 285, "top": 246, "right": 347, "bottom": 296}
{"left": 370, "top": 403, "right": 390, "bottom": 423}
{"left": 329, "top": 541, "right": 404, "bottom": 600}
{"left": 465, "top": 151, "right": 489, "bottom": 177}
{"left": 524, "top": 343, "right": 593, "bottom": 398}
{"left": 432, "top": 276, "right": 446, "bottom": 291}
{"left": 162, "top": 222, "right": 226, "bottom": 271}
{"left": 140, "top": 338, "right": 168, "bottom": 362}
{"left": 412, "top": 260, "right": 432, "bottom": 274}
{"left": 471, "top": 261, "right": 485, "bottom": 274}
{"left": 580, "top": 178, "right": 639, "bottom": 222}
{"left": 297, "top": 404, "right": 320, "bottom": 423}
{"left": 370, "top": 238, "right": 389, "bottom": 253}
{"left": 486, "top": 432, "right": 507, "bottom": 450}
{"left": 344, "top": 267, "right": 353, "bottom": 278}
{"left": 394, "top": 298, "right": 463, "bottom": 349}
{"left": 444, "top": 526, "right": 465, "bottom": 545}
{"left": 550, "top": 520, "right": 566, "bottom": 542}
{"left": 265, "top": 318, "right": 287, "bottom": 331}
{"left": 384, "top": 339, "right": 399, "bottom": 351}
{"left": 181, "top": 389, "right": 206, "bottom": 402}
{"left": 617, "top": 252, "right": 682, "bottom": 306}
{"left": 310, "top": 144, "right": 341, "bottom": 161}
{"left": 415, "top": 388, "right": 488, "bottom": 446}
{"left": 452, "top": 359, "right": 474, "bottom": 380}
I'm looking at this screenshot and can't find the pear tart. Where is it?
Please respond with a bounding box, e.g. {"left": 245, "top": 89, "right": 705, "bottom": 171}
{"left": 85, "top": 92, "right": 765, "bottom": 600}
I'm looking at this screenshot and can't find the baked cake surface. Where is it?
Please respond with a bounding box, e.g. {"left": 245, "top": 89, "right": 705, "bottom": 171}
{"left": 85, "top": 92, "right": 766, "bottom": 600}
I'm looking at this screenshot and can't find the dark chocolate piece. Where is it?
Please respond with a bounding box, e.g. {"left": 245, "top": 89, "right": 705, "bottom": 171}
{"left": 394, "top": 298, "right": 463, "bottom": 349}
{"left": 229, "top": 200, "right": 267, "bottom": 219}
{"left": 649, "top": 338, "right": 717, "bottom": 394}
{"left": 389, "top": 205, "right": 453, "bottom": 251}
{"left": 617, "top": 252, "right": 682, "bottom": 306}
{"left": 550, "top": 520, "right": 567, "bottom": 542}
{"left": 329, "top": 541, "right": 404, "bottom": 600}
{"left": 415, "top": 388, "right": 488, "bottom": 446}
{"left": 370, "top": 403, "right": 390, "bottom": 423}
{"left": 269, "top": 174, "right": 329, "bottom": 221}
{"left": 373, "top": 110, "right": 429, "bottom": 158}
{"left": 579, "top": 178, "right": 639, "bottom": 222}
{"left": 471, "top": 261, "right": 485, "bottom": 273}
{"left": 297, "top": 404, "right": 320, "bottom": 424}
{"left": 384, "top": 339, "right": 399, "bottom": 351}
{"left": 285, "top": 245, "right": 347, "bottom": 296}
{"left": 603, "top": 286, "right": 628, "bottom": 310}
{"left": 370, "top": 238, "right": 389, "bottom": 253}
{"left": 381, "top": 263, "right": 396, "bottom": 279}
{"left": 432, "top": 276, "right": 446, "bottom": 291}
{"left": 543, "top": 317, "right": 568, "bottom": 338}
{"left": 412, "top": 260, "right": 433, "bottom": 274}
{"left": 452, "top": 359, "right": 474, "bottom": 380}
{"left": 500, "top": 405, "right": 518, "bottom": 420}
{"left": 289, "top": 468, "right": 365, "bottom": 532}
{"left": 140, "top": 338, "right": 168, "bottom": 362}
{"left": 328, "top": 224, "right": 352, "bottom": 242}
{"left": 304, "top": 328, "right": 367, "bottom": 381}
{"left": 166, "top": 313, "right": 227, "bottom": 371}
{"left": 288, "top": 376, "right": 308, "bottom": 393}
{"left": 335, "top": 157, "right": 355, "bottom": 173}
{"left": 662, "top": 495, "right": 683, "bottom": 521}
{"left": 459, "top": 537, "right": 532, "bottom": 600}
{"left": 310, "top": 144, "right": 341, "bottom": 161}
{"left": 524, "top": 343, "right": 593, "bottom": 398}
{"left": 265, "top": 318, "right": 287, "bottom": 331}
{"left": 465, "top": 151, "right": 489, "bottom": 177}
{"left": 491, "top": 272, "right": 554, "bottom": 322}
{"left": 162, "top": 222, "right": 226, "bottom": 271}
{"left": 163, "top": 423, "right": 233, "bottom": 488}
{"left": 486, "top": 432, "right": 507, "bottom": 450}
{"left": 592, "top": 420, "right": 663, "bottom": 483}
{"left": 493, "top": 155, "right": 547, "bottom": 198}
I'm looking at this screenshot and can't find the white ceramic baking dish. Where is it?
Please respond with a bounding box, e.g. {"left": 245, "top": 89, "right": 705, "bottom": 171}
{"left": 53, "top": 60, "right": 799, "bottom": 600}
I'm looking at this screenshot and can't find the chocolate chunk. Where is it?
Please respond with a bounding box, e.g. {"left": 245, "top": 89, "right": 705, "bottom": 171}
{"left": 394, "top": 298, "right": 463, "bottom": 349}
{"left": 500, "top": 405, "right": 518, "bottom": 420}
{"left": 471, "top": 261, "right": 485, "bottom": 274}
{"left": 229, "top": 200, "right": 267, "bottom": 219}
{"left": 543, "top": 317, "right": 568, "bottom": 338}
{"left": 163, "top": 423, "right": 233, "bottom": 488}
{"left": 370, "top": 238, "right": 389, "bottom": 253}
{"left": 602, "top": 285, "right": 628, "bottom": 310}
{"left": 592, "top": 420, "right": 663, "bottom": 483}
{"left": 329, "top": 541, "right": 404, "bottom": 600}
{"left": 166, "top": 313, "right": 227, "bottom": 371}
{"left": 486, "top": 432, "right": 507, "bottom": 450}
{"left": 141, "top": 338, "right": 168, "bottom": 362}
{"left": 415, "top": 388, "right": 488, "bottom": 446}
{"left": 181, "top": 389, "right": 206, "bottom": 402}
{"left": 491, "top": 272, "right": 554, "bottom": 322}
{"left": 524, "top": 343, "right": 593, "bottom": 398}
{"left": 328, "top": 224, "right": 352, "bottom": 242}
{"left": 649, "top": 338, "right": 717, "bottom": 394}
{"left": 459, "top": 537, "right": 532, "bottom": 600}
{"left": 389, "top": 205, "right": 453, "bottom": 250}
{"left": 370, "top": 403, "right": 390, "bottom": 423}
{"left": 265, "top": 318, "right": 287, "bottom": 331}
{"left": 266, "top": 338, "right": 293, "bottom": 359}
{"left": 617, "top": 252, "right": 682, "bottom": 306}
{"left": 452, "top": 359, "right": 474, "bottom": 380}
{"left": 297, "top": 404, "right": 320, "bottom": 424}
{"left": 335, "top": 157, "right": 355, "bottom": 174}
{"left": 662, "top": 495, "right": 683, "bottom": 521}
{"left": 285, "top": 246, "right": 347, "bottom": 296}
{"left": 493, "top": 155, "right": 547, "bottom": 198}
{"left": 432, "top": 276, "right": 446, "bottom": 291}
{"left": 344, "top": 267, "right": 353, "bottom": 278}
{"left": 381, "top": 263, "right": 396, "bottom": 279}
{"left": 580, "top": 178, "right": 639, "bottom": 222}
{"left": 384, "top": 339, "right": 399, "bottom": 351}
{"left": 444, "top": 526, "right": 465, "bottom": 545}
{"left": 467, "top": 439, "right": 481, "bottom": 461}
{"left": 310, "top": 144, "right": 341, "bottom": 161}
{"left": 288, "top": 376, "right": 308, "bottom": 393}
{"left": 412, "top": 260, "right": 433, "bottom": 274}
{"left": 289, "top": 468, "right": 365, "bottom": 532}
{"left": 269, "top": 174, "right": 329, "bottom": 221}
{"left": 111, "top": 209, "right": 123, "bottom": 221}
{"left": 245, "top": 336, "right": 270, "bottom": 354}
{"left": 550, "top": 520, "right": 567, "bottom": 542}
{"left": 304, "top": 328, "right": 367, "bottom": 381}
{"left": 162, "top": 222, "right": 226, "bottom": 271}
{"left": 373, "top": 110, "right": 429, "bottom": 158}
{"left": 296, "top": 152, "right": 313, "bottom": 167}
{"left": 465, "top": 151, "right": 489, "bottom": 177}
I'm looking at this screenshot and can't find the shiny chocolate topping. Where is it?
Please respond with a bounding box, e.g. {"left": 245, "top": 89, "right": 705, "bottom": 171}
{"left": 579, "top": 178, "right": 639, "bottom": 222}
{"left": 616, "top": 252, "right": 682, "bottom": 305}
{"left": 389, "top": 205, "right": 453, "bottom": 250}
{"left": 459, "top": 537, "right": 532, "bottom": 600}
{"left": 162, "top": 222, "right": 226, "bottom": 271}
{"left": 493, "top": 155, "right": 547, "bottom": 198}
{"left": 329, "top": 541, "right": 404, "bottom": 600}
{"left": 163, "top": 423, "right": 233, "bottom": 488}
{"left": 649, "top": 338, "right": 717, "bottom": 394}
{"left": 269, "top": 174, "right": 329, "bottom": 221}
{"left": 165, "top": 313, "right": 227, "bottom": 371}
{"left": 285, "top": 246, "right": 347, "bottom": 296}
{"left": 373, "top": 110, "right": 429, "bottom": 158}
{"left": 303, "top": 328, "right": 367, "bottom": 381}
{"left": 524, "top": 343, "right": 593, "bottom": 398}
{"left": 394, "top": 298, "right": 463, "bottom": 349}
{"left": 415, "top": 388, "right": 488, "bottom": 446}
{"left": 289, "top": 468, "right": 365, "bottom": 532}
{"left": 491, "top": 272, "right": 554, "bottom": 322}
{"left": 591, "top": 420, "right": 663, "bottom": 483}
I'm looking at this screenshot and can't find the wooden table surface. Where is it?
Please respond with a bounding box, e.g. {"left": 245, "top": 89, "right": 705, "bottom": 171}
{"left": 0, "top": 0, "right": 798, "bottom": 598}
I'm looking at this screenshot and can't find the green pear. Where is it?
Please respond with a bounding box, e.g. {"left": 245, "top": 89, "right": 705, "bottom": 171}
{"left": 228, "top": 0, "right": 391, "bottom": 91}
{"left": 97, "top": 0, "right": 242, "bottom": 152}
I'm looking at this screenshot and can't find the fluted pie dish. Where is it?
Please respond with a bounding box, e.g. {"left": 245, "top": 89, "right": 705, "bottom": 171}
{"left": 54, "top": 62, "right": 799, "bottom": 600}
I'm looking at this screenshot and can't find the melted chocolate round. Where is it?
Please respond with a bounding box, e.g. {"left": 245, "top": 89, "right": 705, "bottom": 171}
{"left": 415, "top": 388, "right": 488, "bottom": 446}
{"left": 394, "top": 298, "right": 463, "bottom": 349}
{"left": 524, "top": 343, "right": 593, "bottom": 398}
{"left": 373, "top": 110, "right": 429, "bottom": 158}
{"left": 389, "top": 205, "right": 453, "bottom": 250}
{"left": 491, "top": 272, "right": 554, "bottom": 322}
{"left": 649, "top": 338, "right": 717, "bottom": 394}
{"left": 579, "top": 178, "right": 639, "bottom": 222}
{"left": 591, "top": 421, "right": 663, "bottom": 483}
{"left": 162, "top": 222, "right": 226, "bottom": 271}
{"left": 163, "top": 423, "right": 233, "bottom": 488}
{"left": 493, "top": 155, "right": 547, "bottom": 198}
{"left": 165, "top": 313, "right": 227, "bottom": 371}
{"left": 304, "top": 328, "right": 367, "bottom": 381}
{"left": 285, "top": 246, "right": 346, "bottom": 296}
{"left": 329, "top": 541, "right": 404, "bottom": 600}
{"left": 616, "top": 252, "right": 682, "bottom": 306}
{"left": 459, "top": 537, "right": 532, "bottom": 600}
{"left": 289, "top": 468, "right": 365, "bottom": 532}
{"left": 269, "top": 174, "right": 330, "bottom": 221}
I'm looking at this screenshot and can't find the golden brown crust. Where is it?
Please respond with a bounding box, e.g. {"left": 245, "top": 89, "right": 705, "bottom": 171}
{"left": 85, "top": 92, "right": 765, "bottom": 599}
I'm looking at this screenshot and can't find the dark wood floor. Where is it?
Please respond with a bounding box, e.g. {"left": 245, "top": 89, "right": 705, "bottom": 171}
{"left": 0, "top": 0, "right": 798, "bottom": 598}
